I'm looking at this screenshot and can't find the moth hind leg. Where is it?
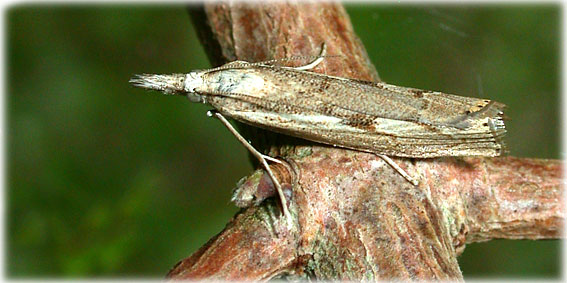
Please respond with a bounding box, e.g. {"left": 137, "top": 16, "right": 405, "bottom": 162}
{"left": 377, "top": 154, "right": 419, "bottom": 186}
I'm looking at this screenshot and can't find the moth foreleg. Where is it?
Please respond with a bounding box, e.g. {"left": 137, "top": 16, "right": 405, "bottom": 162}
{"left": 207, "top": 110, "right": 293, "bottom": 228}
{"left": 293, "top": 42, "right": 328, "bottom": 71}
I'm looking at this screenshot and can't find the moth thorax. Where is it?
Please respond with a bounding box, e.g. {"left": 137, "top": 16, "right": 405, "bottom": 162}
{"left": 209, "top": 70, "right": 267, "bottom": 96}
{"left": 184, "top": 71, "right": 206, "bottom": 103}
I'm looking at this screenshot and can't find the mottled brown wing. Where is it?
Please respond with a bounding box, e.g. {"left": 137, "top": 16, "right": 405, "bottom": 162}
{"left": 201, "top": 65, "right": 506, "bottom": 158}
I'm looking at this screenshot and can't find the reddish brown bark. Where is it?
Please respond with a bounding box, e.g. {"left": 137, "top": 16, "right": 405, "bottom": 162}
{"left": 168, "top": 2, "right": 564, "bottom": 281}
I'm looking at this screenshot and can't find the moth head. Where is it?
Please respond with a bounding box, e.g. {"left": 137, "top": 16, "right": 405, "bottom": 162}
{"left": 129, "top": 72, "right": 206, "bottom": 104}
{"left": 129, "top": 73, "right": 186, "bottom": 95}
{"left": 184, "top": 71, "right": 206, "bottom": 103}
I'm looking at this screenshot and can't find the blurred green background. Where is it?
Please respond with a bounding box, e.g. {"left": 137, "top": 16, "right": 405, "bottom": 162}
{"left": 7, "top": 4, "right": 560, "bottom": 279}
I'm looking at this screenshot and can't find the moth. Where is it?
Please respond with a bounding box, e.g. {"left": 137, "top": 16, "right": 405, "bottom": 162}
{"left": 130, "top": 52, "right": 506, "bottom": 224}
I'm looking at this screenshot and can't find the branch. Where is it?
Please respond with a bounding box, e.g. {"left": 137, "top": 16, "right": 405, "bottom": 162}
{"left": 168, "top": 2, "right": 564, "bottom": 280}
{"left": 462, "top": 157, "right": 563, "bottom": 243}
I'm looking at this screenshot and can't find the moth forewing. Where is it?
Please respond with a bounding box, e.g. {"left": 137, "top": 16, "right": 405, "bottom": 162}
{"left": 223, "top": 109, "right": 504, "bottom": 158}
{"left": 195, "top": 63, "right": 506, "bottom": 158}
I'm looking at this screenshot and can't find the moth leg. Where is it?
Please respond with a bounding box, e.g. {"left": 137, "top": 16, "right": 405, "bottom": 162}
{"left": 377, "top": 154, "right": 419, "bottom": 186}
{"left": 293, "top": 42, "right": 328, "bottom": 71}
{"left": 207, "top": 110, "right": 293, "bottom": 227}
{"left": 263, "top": 155, "right": 284, "bottom": 164}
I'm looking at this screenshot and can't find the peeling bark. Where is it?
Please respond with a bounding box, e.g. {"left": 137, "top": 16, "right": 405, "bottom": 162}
{"left": 168, "top": 2, "right": 564, "bottom": 281}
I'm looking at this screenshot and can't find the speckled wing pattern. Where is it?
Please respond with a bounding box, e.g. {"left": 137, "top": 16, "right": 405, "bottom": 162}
{"left": 197, "top": 63, "right": 506, "bottom": 158}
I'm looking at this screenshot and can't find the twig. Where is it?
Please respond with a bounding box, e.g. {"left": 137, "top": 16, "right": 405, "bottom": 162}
{"left": 168, "top": 2, "right": 564, "bottom": 280}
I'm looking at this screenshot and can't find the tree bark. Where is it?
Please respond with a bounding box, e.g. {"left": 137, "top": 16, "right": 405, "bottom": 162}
{"left": 167, "top": 2, "right": 564, "bottom": 281}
